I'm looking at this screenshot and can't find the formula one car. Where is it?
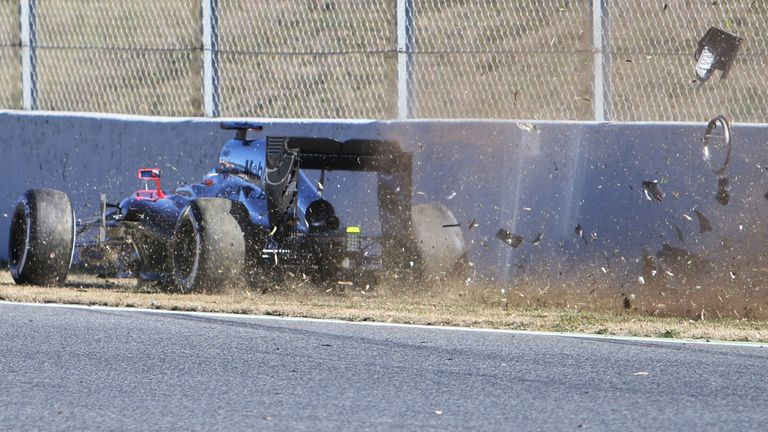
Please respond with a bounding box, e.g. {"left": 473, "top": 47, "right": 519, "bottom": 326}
{"left": 8, "top": 123, "right": 466, "bottom": 292}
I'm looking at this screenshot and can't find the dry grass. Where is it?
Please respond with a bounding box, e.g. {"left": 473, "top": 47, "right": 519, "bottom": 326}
{"left": 2, "top": 271, "right": 768, "bottom": 343}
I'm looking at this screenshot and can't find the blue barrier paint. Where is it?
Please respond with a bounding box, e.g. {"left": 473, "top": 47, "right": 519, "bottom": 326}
{"left": 2, "top": 111, "right": 767, "bottom": 292}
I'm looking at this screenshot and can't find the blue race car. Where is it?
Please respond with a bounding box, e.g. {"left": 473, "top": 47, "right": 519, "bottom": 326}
{"left": 8, "top": 123, "right": 467, "bottom": 292}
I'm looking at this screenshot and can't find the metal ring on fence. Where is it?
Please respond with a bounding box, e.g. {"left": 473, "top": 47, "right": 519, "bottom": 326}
{"left": 702, "top": 115, "right": 732, "bottom": 176}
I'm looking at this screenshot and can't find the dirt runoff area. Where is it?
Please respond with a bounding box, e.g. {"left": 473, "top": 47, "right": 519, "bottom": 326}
{"left": 1, "top": 271, "right": 768, "bottom": 343}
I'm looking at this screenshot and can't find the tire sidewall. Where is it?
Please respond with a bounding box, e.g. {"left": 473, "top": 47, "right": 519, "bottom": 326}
{"left": 170, "top": 198, "right": 246, "bottom": 293}
{"left": 172, "top": 205, "right": 203, "bottom": 292}
{"left": 8, "top": 189, "right": 75, "bottom": 285}
{"left": 411, "top": 202, "right": 467, "bottom": 279}
{"left": 8, "top": 199, "right": 32, "bottom": 281}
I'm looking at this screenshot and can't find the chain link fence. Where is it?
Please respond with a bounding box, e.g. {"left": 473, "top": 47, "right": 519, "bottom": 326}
{"left": 609, "top": 0, "right": 768, "bottom": 122}
{"left": 0, "top": 1, "right": 19, "bottom": 109}
{"left": 411, "top": 0, "right": 593, "bottom": 119}
{"left": 35, "top": 0, "right": 201, "bottom": 116}
{"left": 0, "top": 0, "right": 766, "bottom": 122}
{"left": 217, "top": 0, "right": 396, "bottom": 118}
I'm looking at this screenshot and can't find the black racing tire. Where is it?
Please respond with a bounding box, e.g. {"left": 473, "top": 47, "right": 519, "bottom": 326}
{"left": 411, "top": 203, "right": 468, "bottom": 280}
{"left": 171, "top": 198, "right": 245, "bottom": 293}
{"left": 8, "top": 188, "right": 75, "bottom": 285}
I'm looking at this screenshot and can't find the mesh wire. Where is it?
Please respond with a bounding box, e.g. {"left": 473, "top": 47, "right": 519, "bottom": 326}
{"left": 34, "top": 0, "right": 202, "bottom": 116}
{"left": 411, "top": 0, "right": 593, "bottom": 119}
{"left": 217, "top": 0, "right": 396, "bottom": 118}
{"left": 609, "top": 0, "right": 768, "bottom": 122}
{"left": 0, "top": 0, "right": 20, "bottom": 109}
{"left": 0, "top": 1, "right": 766, "bottom": 121}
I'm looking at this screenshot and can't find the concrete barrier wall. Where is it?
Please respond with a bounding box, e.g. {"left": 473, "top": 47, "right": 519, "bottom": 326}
{"left": 2, "top": 111, "right": 768, "bottom": 291}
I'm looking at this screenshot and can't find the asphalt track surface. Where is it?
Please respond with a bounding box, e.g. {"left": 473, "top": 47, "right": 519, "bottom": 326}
{"left": 1, "top": 302, "right": 767, "bottom": 431}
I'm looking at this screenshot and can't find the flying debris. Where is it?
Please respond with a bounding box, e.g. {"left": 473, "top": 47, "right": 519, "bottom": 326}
{"left": 703, "top": 115, "right": 733, "bottom": 175}
{"left": 694, "top": 27, "right": 742, "bottom": 86}
{"left": 715, "top": 177, "right": 729, "bottom": 206}
{"left": 496, "top": 228, "right": 523, "bottom": 248}
{"left": 622, "top": 293, "right": 632, "bottom": 309}
{"left": 642, "top": 180, "right": 664, "bottom": 202}
{"left": 674, "top": 225, "right": 685, "bottom": 244}
{"left": 531, "top": 232, "right": 544, "bottom": 245}
{"left": 694, "top": 209, "right": 713, "bottom": 233}
{"left": 516, "top": 122, "right": 539, "bottom": 133}
{"left": 574, "top": 224, "right": 588, "bottom": 245}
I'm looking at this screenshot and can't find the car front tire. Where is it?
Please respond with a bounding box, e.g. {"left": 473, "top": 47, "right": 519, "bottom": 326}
{"left": 171, "top": 198, "right": 245, "bottom": 293}
{"left": 8, "top": 188, "right": 75, "bottom": 285}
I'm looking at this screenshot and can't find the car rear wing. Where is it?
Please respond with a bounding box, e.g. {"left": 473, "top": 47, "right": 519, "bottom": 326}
{"left": 267, "top": 136, "right": 411, "bottom": 173}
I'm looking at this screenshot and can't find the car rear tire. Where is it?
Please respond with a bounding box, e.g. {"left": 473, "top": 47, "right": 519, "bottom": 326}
{"left": 8, "top": 188, "right": 76, "bottom": 285}
{"left": 171, "top": 198, "right": 245, "bottom": 293}
{"left": 411, "top": 203, "right": 468, "bottom": 280}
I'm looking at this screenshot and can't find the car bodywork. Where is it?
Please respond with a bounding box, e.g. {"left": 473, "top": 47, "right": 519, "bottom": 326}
{"left": 20, "top": 122, "right": 466, "bottom": 290}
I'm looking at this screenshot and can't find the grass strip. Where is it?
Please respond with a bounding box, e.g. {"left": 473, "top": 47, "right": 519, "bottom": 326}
{"left": 2, "top": 272, "right": 767, "bottom": 342}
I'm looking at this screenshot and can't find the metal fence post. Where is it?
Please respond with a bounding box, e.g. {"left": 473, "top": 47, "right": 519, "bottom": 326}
{"left": 592, "top": 0, "right": 611, "bottom": 121}
{"left": 202, "top": 0, "right": 220, "bottom": 117}
{"left": 20, "top": 0, "right": 37, "bottom": 110}
{"left": 397, "top": 0, "right": 414, "bottom": 119}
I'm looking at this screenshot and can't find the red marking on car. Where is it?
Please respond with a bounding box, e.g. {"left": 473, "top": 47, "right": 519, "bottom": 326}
{"left": 135, "top": 168, "right": 166, "bottom": 201}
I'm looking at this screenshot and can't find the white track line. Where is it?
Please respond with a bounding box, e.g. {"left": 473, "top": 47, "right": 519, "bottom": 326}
{"left": 2, "top": 300, "right": 766, "bottom": 348}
